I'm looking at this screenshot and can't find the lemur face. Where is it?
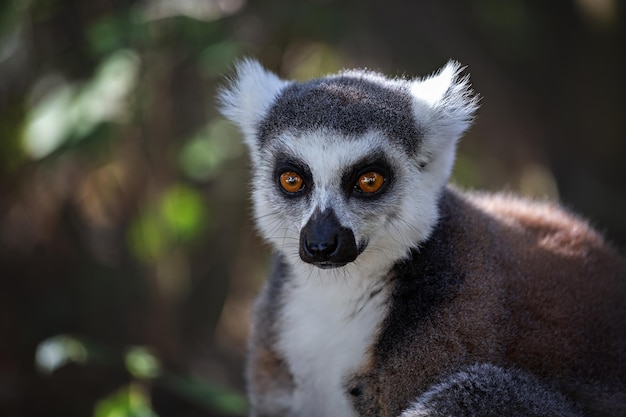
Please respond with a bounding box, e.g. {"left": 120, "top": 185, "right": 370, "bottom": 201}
{"left": 255, "top": 128, "right": 412, "bottom": 269}
{"left": 219, "top": 60, "right": 477, "bottom": 270}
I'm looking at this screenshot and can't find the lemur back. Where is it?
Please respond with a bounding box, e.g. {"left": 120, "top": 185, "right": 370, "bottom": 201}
{"left": 218, "top": 60, "right": 626, "bottom": 417}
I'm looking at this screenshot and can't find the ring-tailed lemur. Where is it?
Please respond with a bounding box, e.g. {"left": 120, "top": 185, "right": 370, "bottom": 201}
{"left": 218, "top": 59, "right": 626, "bottom": 417}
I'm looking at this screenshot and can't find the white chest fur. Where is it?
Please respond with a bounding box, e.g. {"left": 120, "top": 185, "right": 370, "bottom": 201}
{"left": 277, "top": 265, "right": 390, "bottom": 417}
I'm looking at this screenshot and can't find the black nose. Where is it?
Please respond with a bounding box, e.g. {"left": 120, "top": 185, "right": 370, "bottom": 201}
{"left": 299, "top": 209, "right": 358, "bottom": 268}
{"left": 304, "top": 236, "right": 338, "bottom": 257}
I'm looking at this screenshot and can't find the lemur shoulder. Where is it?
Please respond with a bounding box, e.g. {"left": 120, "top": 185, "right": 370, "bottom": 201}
{"left": 218, "top": 59, "right": 626, "bottom": 417}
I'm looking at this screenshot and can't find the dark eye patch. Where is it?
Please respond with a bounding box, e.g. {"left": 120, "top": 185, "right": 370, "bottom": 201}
{"left": 273, "top": 154, "right": 313, "bottom": 197}
{"left": 341, "top": 152, "right": 393, "bottom": 198}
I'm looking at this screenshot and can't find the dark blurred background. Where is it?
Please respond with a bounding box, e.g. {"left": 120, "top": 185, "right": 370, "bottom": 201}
{"left": 0, "top": 0, "right": 624, "bottom": 416}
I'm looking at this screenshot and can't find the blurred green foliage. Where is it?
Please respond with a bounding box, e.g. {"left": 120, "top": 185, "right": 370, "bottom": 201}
{"left": 128, "top": 184, "right": 209, "bottom": 262}
{"left": 23, "top": 49, "right": 140, "bottom": 159}
{"left": 178, "top": 120, "right": 243, "bottom": 182}
{"left": 0, "top": 0, "right": 624, "bottom": 416}
{"left": 94, "top": 383, "right": 158, "bottom": 417}
{"left": 33, "top": 335, "right": 247, "bottom": 416}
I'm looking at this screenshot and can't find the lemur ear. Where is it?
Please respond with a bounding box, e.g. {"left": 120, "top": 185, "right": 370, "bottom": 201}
{"left": 217, "top": 59, "right": 289, "bottom": 150}
{"left": 409, "top": 61, "right": 479, "bottom": 143}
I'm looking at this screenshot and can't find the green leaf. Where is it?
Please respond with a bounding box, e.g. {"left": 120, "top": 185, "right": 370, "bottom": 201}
{"left": 127, "top": 184, "right": 208, "bottom": 262}
{"left": 125, "top": 346, "right": 161, "bottom": 379}
{"left": 160, "top": 185, "right": 207, "bottom": 241}
{"left": 93, "top": 383, "right": 158, "bottom": 417}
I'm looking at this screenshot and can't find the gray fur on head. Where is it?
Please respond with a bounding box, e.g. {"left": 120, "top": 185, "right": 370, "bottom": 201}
{"left": 218, "top": 59, "right": 478, "bottom": 161}
{"left": 258, "top": 72, "right": 422, "bottom": 155}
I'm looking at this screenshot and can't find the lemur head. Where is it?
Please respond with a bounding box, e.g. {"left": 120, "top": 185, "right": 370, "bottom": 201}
{"left": 219, "top": 59, "right": 477, "bottom": 271}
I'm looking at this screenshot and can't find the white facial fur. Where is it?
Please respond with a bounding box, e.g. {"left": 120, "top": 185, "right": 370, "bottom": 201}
{"left": 252, "top": 129, "right": 435, "bottom": 278}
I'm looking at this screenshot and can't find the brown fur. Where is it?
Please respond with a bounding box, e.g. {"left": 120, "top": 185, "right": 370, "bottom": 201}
{"left": 347, "top": 187, "right": 626, "bottom": 417}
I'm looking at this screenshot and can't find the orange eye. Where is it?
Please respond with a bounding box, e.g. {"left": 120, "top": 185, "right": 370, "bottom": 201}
{"left": 357, "top": 171, "right": 385, "bottom": 194}
{"left": 280, "top": 171, "right": 304, "bottom": 193}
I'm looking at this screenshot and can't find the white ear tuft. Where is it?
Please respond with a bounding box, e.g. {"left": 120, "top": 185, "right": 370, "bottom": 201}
{"left": 217, "top": 59, "right": 289, "bottom": 148}
{"left": 408, "top": 62, "right": 479, "bottom": 186}
{"left": 410, "top": 61, "right": 479, "bottom": 140}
